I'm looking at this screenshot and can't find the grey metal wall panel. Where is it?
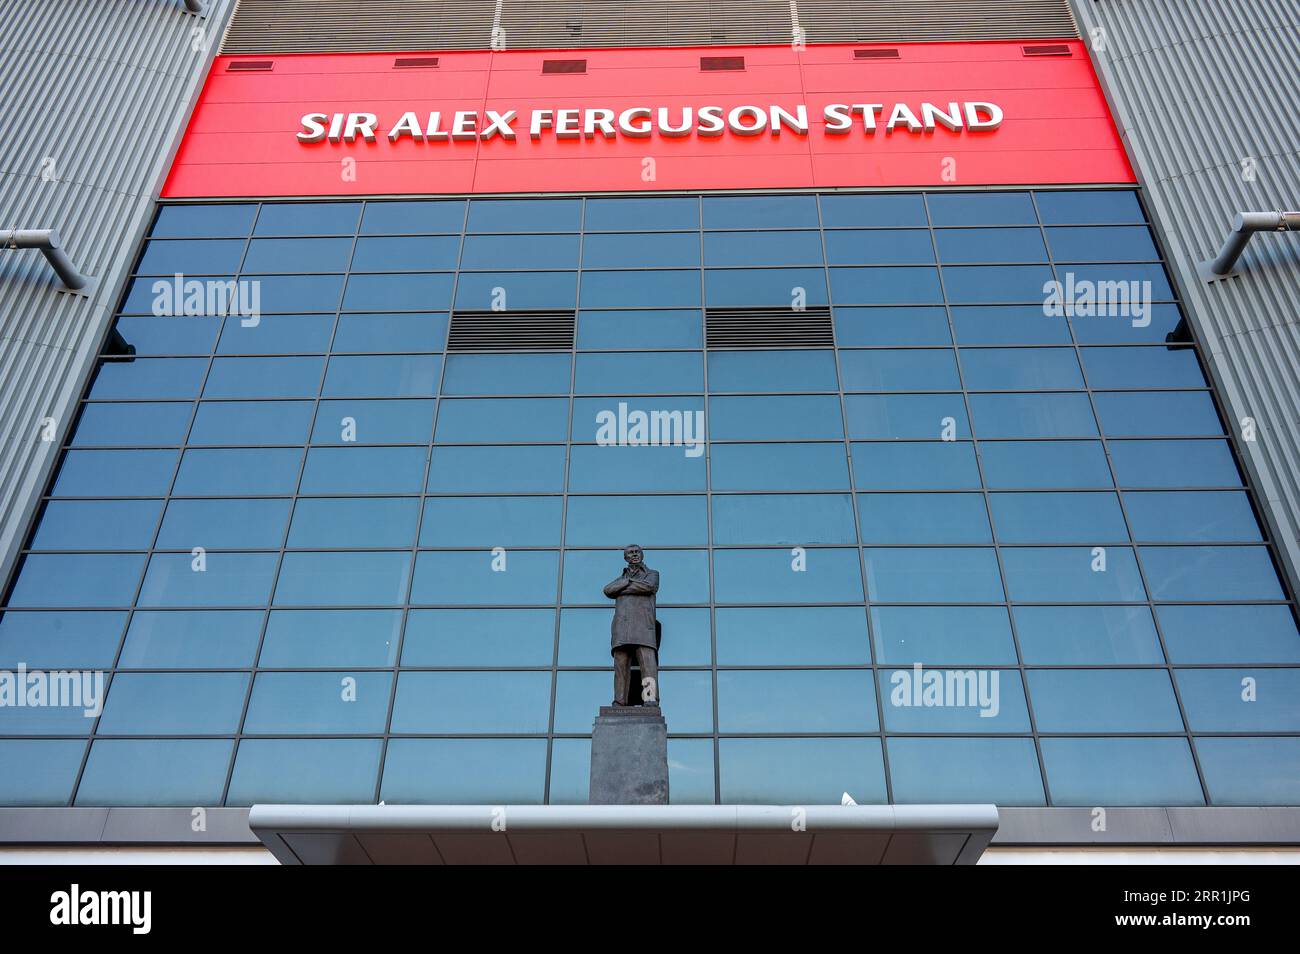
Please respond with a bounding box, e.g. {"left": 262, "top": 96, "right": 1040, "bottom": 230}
{"left": 220, "top": 0, "right": 1078, "bottom": 53}
{"left": 1070, "top": 0, "right": 1300, "bottom": 592}
{"left": 0, "top": 0, "right": 237, "bottom": 589}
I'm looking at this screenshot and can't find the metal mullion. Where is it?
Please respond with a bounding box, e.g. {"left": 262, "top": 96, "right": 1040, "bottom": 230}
{"left": 812, "top": 191, "right": 893, "bottom": 802}
{"left": 371, "top": 197, "right": 470, "bottom": 805}
{"left": 66, "top": 206, "right": 261, "bottom": 809}
{"left": 922, "top": 190, "right": 1054, "bottom": 808}
{"left": 697, "top": 196, "right": 722, "bottom": 806}
{"left": 219, "top": 205, "right": 354, "bottom": 807}
{"left": 1031, "top": 192, "right": 1212, "bottom": 807}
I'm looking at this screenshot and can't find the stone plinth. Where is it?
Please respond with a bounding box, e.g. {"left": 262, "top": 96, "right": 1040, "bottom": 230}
{"left": 589, "top": 705, "right": 669, "bottom": 805}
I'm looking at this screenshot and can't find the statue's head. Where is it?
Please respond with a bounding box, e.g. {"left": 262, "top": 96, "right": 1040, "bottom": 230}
{"left": 623, "top": 544, "right": 644, "bottom": 566}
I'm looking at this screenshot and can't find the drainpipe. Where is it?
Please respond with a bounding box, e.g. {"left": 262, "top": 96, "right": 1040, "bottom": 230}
{"left": 2, "top": 229, "right": 91, "bottom": 291}
{"left": 182, "top": 0, "right": 206, "bottom": 13}
{"left": 1199, "top": 210, "right": 1300, "bottom": 281}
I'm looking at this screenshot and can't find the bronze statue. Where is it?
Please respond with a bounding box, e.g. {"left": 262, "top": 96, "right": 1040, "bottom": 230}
{"left": 603, "top": 544, "right": 660, "bottom": 706}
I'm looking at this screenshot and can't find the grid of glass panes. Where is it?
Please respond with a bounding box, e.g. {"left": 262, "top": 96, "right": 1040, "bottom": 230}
{"left": 2, "top": 189, "right": 1298, "bottom": 810}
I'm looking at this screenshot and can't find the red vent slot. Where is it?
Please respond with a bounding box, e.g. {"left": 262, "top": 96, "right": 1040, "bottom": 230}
{"left": 854, "top": 48, "right": 900, "bottom": 59}
{"left": 1022, "top": 44, "right": 1072, "bottom": 57}
{"left": 394, "top": 56, "right": 439, "bottom": 69}
{"left": 226, "top": 60, "right": 273, "bottom": 72}
{"left": 700, "top": 56, "right": 745, "bottom": 71}
{"left": 542, "top": 59, "right": 587, "bottom": 74}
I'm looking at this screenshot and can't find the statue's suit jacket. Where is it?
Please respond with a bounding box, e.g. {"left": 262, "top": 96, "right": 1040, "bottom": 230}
{"left": 603, "top": 565, "right": 659, "bottom": 653}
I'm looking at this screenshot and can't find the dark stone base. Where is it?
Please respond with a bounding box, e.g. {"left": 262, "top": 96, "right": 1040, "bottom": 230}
{"left": 589, "top": 705, "right": 669, "bottom": 805}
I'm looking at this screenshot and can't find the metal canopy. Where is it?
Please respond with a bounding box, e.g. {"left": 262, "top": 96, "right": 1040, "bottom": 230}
{"left": 249, "top": 804, "right": 999, "bottom": 865}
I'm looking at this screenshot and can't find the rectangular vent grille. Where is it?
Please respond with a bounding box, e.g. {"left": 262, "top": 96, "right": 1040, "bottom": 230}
{"left": 226, "top": 60, "right": 273, "bottom": 71}
{"left": 700, "top": 55, "right": 745, "bottom": 71}
{"left": 1022, "top": 43, "right": 1072, "bottom": 56}
{"left": 448, "top": 311, "right": 576, "bottom": 351}
{"left": 706, "top": 307, "right": 834, "bottom": 349}
{"left": 394, "top": 56, "right": 440, "bottom": 68}
{"left": 542, "top": 58, "right": 587, "bottom": 73}
{"left": 854, "top": 48, "right": 900, "bottom": 59}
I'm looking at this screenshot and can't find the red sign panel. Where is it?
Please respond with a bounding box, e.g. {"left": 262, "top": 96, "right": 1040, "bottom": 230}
{"left": 163, "top": 40, "right": 1133, "bottom": 197}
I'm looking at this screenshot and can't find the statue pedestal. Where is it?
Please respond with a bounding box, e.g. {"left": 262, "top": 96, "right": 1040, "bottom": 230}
{"left": 589, "top": 705, "right": 669, "bottom": 805}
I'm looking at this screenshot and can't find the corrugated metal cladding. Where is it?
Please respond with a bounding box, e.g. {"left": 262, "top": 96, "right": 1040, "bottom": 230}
{"left": 1070, "top": 0, "right": 1300, "bottom": 593}
{"left": 0, "top": 0, "right": 237, "bottom": 588}
{"left": 220, "top": 0, "right": 1079, "bottom": 53}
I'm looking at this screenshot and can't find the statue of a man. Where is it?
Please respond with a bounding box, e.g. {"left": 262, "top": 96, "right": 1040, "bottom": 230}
{"left": 603, "top": 544, "right": 660, "bottom": 706}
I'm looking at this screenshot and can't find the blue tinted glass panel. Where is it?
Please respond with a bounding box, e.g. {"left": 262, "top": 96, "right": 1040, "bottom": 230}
{"left": 888, "top": 738, "right": 1045, "bottom": 805}
{"left": 568, "top": 444, "right": 706, "bottom": 492}
{"left": 707, "top": 350, "right": 835, "bottom": 392}
{"left": 989, "top": 492, "right": 1128, "bottom": 543}
{"left": 871, "top": 606, "right": 1016, "bottom": 665}
{"left": 718, "top": 670, "right": 876, "bottom": 732}
{"left": 76, "top": 740, "right": 233, "bottom": 807}
{"left": 710, "top": 443, "right": 847, "bottom": 491}
{"left": 253, "top": 203, "right": 360, "bottom": 235}
{"left": 156, "top": 498, "right": 291, "bottom": 549}
{"left": 244, "top": 672, "right": 392, "bottom": 733}
{"left": 1157, "top": 605, "right": 1300, "bottom": 664}
{"left": 138, "top": 552, "right": 278, "bottom": 607}
{"left": 979, "top": 441, "right": 1113, "bottom": 489}
{"left": 429, "top": 445, "right": 567, "bottom": 492}
{"left": 332, "top": 313, "right": 447, "bottom": 353}
{"left": 566, "top": 495, "right": 707, "bottom": 547}
{"left": 1178, "top": 669, "right": 1300, "bottom": 732}
{"left": 248, "top": 275, "right": 345, "bottom": 312}
{"left": 824, "top": 230, "right": 934, "bottom": 265}
{"left": 864, "top": 548, "right": 1003, "bottom": 602}
{"left": 1141, "top": 546, "right": 1283, "bottom": 601}
{"left": 820, "top": 193, "right": 926, "bottom": 227}
{"left": 584, "top": 197, "right": 699, "bottom": 231}
{"left": 577, "top": 310, "right": 701, "bottom": 350}
{"left": 944, "top": 266, "right": 1057, "bottom": 304}
{"left": 242, "top": 237, "right": 353, "bottom": 273}
{"left": 715, "top": 606, "right": 868, "bottom": 665}
{"left": 713, "top": 548, "right": 863, "bottom": 603}
{"left": 391, "top": 671, "right": 551, "bottom": 733}
{"left": 845, "top": 394, "right": 969, "bottom": 439}
{"left": 839, "top": 350, "right": 960, "bottom": 391}
{"left": 828, "top": 267, "right": 942, "bottom": 305}
{"left": 323, "top": 355, "right": 440, "bottom": 397}
{"left": 709, "top": 395, "right": 842, "bottom": 440}
{"left": 31, "top": 500, "right": 162, "bottom": 551}
{"left": 467, "top": 198, "right": 581, "bottom": 232}
{"left": 858, "top": 493, "right": 990, "bottom": 544}
{"left": 1035, "top": 191, "right": 1144, "bottom": 224}
{"left": 1058, "top": 263, "right": 1172, "bottom": 299}
{"left": 381, "top": 739, "right": 547, "bottom": 804}
{"left": 703, "top": 231, "right": 822, "bottom": 266}
{"left": 1095, "top": 392, "right": 1223, "bottom": 437}
{"left": 1196, "top": 739, "right": 1300, "bottom": 806}
{"left": 88, "top": 358, "right": 206, "bottom": 400}
{"left": 969, "top": 393, "right": 1096, "bottom": 438}
{"left": 1125, "top": 491, "right": 1260, "bottom": 542}
{"left": 584, "top": 233, "right": 699, "bottom": 268}
{"left": 273, "top": 552, "right": 411, "bottom": 606}
{"left": 927, "top": 192, "right": 1036, "bottom": 226}
{"left": 703, "top": 195, "right": 818, "bottom": 229}
{"left": 97, "top": 672, "right": 248, "bottom": 733}
{"left": 951, "top": 305, "right": 1071, "bottom": 345}
{"left": 461, "top": 233, "right": 580, "bottom": 269}
{"left": 72, "top": 403, "right": 192, "bottom": 447}
{"left": 114, "top": 316, "right": 221, "bottom": 356}
{"left": 217, "top": 313, "right": 335, "bottom": 354}
{"left": 421, "top": 496, "right": 563, "bottom": 547}
{"left": 1013, "top": 605, "right": 1163, "bottom": 665}
{"left": 576, "top": 352, "right": 702, "bottom": 394}
{"left": 705, "top": 268, "right": 827, "bottom": 307}
{"left": 260, "top": 610, "right": 401, "bottom": 667}
{"left": 1029, "top": 670, "right": 1184, "bottom": 732}
{"left": 1070, "top": 304, "right": 1184, "bottom": 344}
{"left": 0, "top": 611, "right": 126, "bottom": 669}
{"left": 558, "top": 606, "right": 709, "bottom": 666}
{"left": 402, "top": 609, "right": 554, "bottom": 666}
{"left": 1046, "top": 226, "right": 1157, "bottom": 261}
{"left": 9, "top": 554, "right": 146, "bottom": 608}
{"left": 299, "top": 447, "right": 427, "bottom": 494}
{"left": 1000, "top": 547, "right": 1146, "bottom": 601}
{"left": 713, "top": 493, "right": 856, "bottom": 545}
{"left": 435, "top": 398, "right": 569, "bottom": 442}
{"left": 174, "top": 448, "right": 302, "bottom": 495}
{"left": 580, "top": 270, "right": 701, "bottom": 308}
{"left": 311, "top": 399, "right": 434, "bottom": 445}
{"left": 189, "top": 400, "right": 314, "bottom": 445}
{"left": 1081, "top": 346, "right": 1206, "bottom": 388}
{"left": 360, "top": 200, "right": 465, "bottom": 234}
{"left": 119, "top": 610, "right": 263, "bottom": 669}
{"left": 203, "top": 356, "right": 324, "bottom": 398}
{"left": 412, "top": 551, "right": 559, "bottom": 605}
{"left": 935, "top": 228, "right": 1046, "bottom": 263}
{"left": 835, "top": 307, "right": 952, "bottom": 346}
{"left": 852, "top": 441, "right": 981, "bottom": 490}
{"left": 227, "top": 739, "right": 381, "bottom": 805}
{"left": 561, "top": 550, "right": 708, "bottom": 605}
{"left": 289, "top": 497, "right": 419, "bottom": 548}
{"left": 343, "top": 273, "right": 453, "bottom": 311}
{"left": 959, "top": 348, "right": 1083, "bottom": 390}
{"left": 1109, "top": 440, "right": 1241, "bottom": 488}
{"left": 153, "top": 204, "right": 255, "bottom": 238}
{"left": 0, "top": 740, "right": 85, "bottom": 806}
{"left": 351, "top": 236, "right": 460, "bottom": 271}
{"left": 720, "top": 738, "right": 886, "bottom": 804}
{"left": 1040, "top": 738, "right": 1203, "bottom": 806}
